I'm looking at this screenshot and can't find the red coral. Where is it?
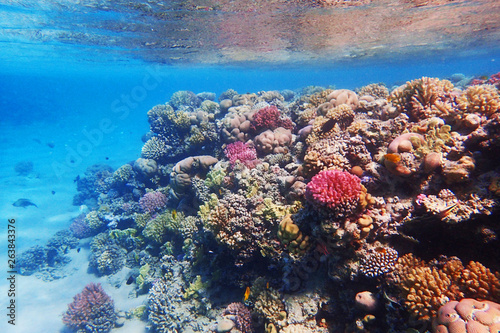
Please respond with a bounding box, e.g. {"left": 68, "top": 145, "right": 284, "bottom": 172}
{"left": 251, "top": 105, "right": 293, "bottom": 132}
{"left": 305, "top": 169, "right": 361, "bottom": 215}
{"left": 224, "top": 141, "right": 258, "bottom": 167}
{"left": 62, "top": 283, "right": 116, "bottom": 333}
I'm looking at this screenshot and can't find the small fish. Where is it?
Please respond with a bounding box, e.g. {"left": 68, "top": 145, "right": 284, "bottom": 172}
{"left": 12, "top": 198, "right": 37, "bottom": 208}
{"left": 51, "top": 190, "right": 56, "bottom": 195}
{"left": 172, "top": 209, "right": 177, "bottom": 219}
{"left": 438, "top": 203, "right": 458, "bottom": 219}
{"left": 46, "top": 141, "right": 55, "bottom": 148}
{"left": 126, "top": 276, "right": 135, "bottom": 285}
{"left": 244, "top": 286, "right": 251, "bottom": 301}
{"left": 105, "top": 157, "right": 109, "bottom": 160}
{"left": 77, "top": 248, "right": 81, "bottom": 253}
{"left": 384, "top": 153, "right": 401, "bottom": 164}
{"left": 266, "top": 282, "right": 269, "bottom": 289}
{"left": 316, "top": 242, "right": 330, "bottom": 255}
{"left": 74, "top": 175, "right": 80, "bottom": 183}
{"left": 33, "top": 138, "right": 42, "bottom": 144}
{"left": 320, "top": 118, "right": 336, "bottom": 133}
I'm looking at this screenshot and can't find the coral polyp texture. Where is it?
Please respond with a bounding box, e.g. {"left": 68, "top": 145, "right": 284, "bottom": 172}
{"left": 305, "top": 169, "right": 362, "bottom": 216}
{"left": 62, "top": 283, "right": 116, "bottom": 333}
{"left": 46, "top": 75, "right": 500, "bottom": 333}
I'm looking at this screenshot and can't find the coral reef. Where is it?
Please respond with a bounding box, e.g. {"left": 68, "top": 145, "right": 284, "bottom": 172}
{"left": 62, "top": 283, "right": 116, "bottom": 333}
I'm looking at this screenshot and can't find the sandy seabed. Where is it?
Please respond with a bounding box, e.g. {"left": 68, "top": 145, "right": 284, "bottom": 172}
{"left": 0, "top": 122, "right": 147, "bottom": 333}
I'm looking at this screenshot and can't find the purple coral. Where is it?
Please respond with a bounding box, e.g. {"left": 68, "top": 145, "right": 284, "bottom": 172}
{"left": 62, "top": 283, "right": 116, "bottom": 333}
{"left": 139, "top": 191, "right": 167, "bottom": 213}
{"left": 224, "top": 141, "right": 258, "bottom": 167}
{"left": 223, "top": 302, "right": 253, "bottom": 333}
{"left": 69, "top": 213, "right": 93, "bottom": 238}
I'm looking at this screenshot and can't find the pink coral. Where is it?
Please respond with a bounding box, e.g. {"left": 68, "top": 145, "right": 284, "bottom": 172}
{"left": 139, "top": 191, "right": 167, "bottom": 213}
{"left": 224, "top": 141, "right": 258, "bottom": 167}
{"left": 433, "top": 298, "right": 500, "bottom": 333}
{"left": 62, "top": 283, "right": 116, "bottom": 333}
{"left": 305, "top": 169, "right": 361, "bottom": 215}
{"left": 251, "top": 105, "right": 293, "bottom": 132}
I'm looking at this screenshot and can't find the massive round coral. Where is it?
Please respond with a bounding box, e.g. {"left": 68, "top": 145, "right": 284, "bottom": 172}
{"left": 305, "top": 169, "right": 362, "bottom": 216}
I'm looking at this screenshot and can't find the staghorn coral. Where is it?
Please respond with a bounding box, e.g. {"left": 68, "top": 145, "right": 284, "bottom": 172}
{"left": 62, "top": 283, "right": 116, "bottom": 333}
{"left": 432, "top": 298, "right": 500, "bottom": 333}
{"left": 305, "top": 169, "right": 362, "bottom": 217}
{"left": 457, "top": 84, "right": 500, "bottom": 117}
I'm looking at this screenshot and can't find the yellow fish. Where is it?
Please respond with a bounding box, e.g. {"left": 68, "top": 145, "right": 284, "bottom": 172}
{"left": 172, "top": 209, "right": 177, "bottom": 219}
{"left": 384, "top": 153, "right": 401, "bottom": 164}
{"left": 243, "top": 286, "right": 251, "bottom": 301}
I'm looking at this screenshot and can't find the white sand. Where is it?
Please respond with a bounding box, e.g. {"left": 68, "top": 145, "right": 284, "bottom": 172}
{"left": 0, "top": 119, "right": 148, "bottom": 333}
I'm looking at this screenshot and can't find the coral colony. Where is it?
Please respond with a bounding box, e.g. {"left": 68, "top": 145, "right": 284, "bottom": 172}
{"left": 17, "top": 74, "right": 500, "bottom": 332}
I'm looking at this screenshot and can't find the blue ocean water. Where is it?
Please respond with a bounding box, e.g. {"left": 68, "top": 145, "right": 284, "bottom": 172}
{"left": 0, "top": 0, "right": 499, "bottom": 332}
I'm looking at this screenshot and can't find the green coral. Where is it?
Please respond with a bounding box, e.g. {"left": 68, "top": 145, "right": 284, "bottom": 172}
{"left": 254, "top": 197, "right": 291, "bottom": 222}
{"left": 85, "top": 211, "right": 106, "bottom": 231}
{"left": 142, "top": 210, "right": 184, "bottom": 244}
{"left": 109, "top": 228, "right": 137, "bottom": 239}
{"left": 135, "top": 263, "right": 150, "bottom": 290}
{"left": 200, "top": 100, "right": 219, "bottom": 114}
{"left": 113, "top": 164, "right": 134, "bottom": 183}
{"left": 130, "top": 305, "right": 147, "bottom": 319}
{"left": 166, "top": 106, "right": 191, "bottom": 129}
{"left": 183, "top": 275, "right": 209, "bottom": 300}
{"left": 188, "top": 126, "right": 205, "bottom": 145}
{"left": 133, "top": 212, "right": 151, "bottom": 230}
{"left": 204, "top": 166, "right": 226, "bottom": 190}
{"left": 198, "top": 193, "right": 219, "bottom": 222}
{"left": 415, "top": 120, "right": 452, "bottom": 157}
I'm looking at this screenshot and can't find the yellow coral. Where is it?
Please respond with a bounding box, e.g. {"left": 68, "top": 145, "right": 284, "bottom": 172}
{"left": 458, "top": 84, "right": 500, "bottom": 116}
{"left": 277, "top": 214, "right": 310, "bottom": 255}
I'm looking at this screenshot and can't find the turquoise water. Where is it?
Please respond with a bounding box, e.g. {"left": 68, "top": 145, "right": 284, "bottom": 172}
{"left": 1, "top": 0, "right": 500, "bottom": 333}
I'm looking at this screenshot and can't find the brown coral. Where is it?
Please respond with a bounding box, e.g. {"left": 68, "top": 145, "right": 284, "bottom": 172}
{"left": 391, "top": 255, "right": 500, "bottom": 322}
{"left": 457, "top": 84, "right": 500, "bottom": 117}
{"left": 389, "top": 77, "right": 456, "bottom": 121}
{"left": 278, "top": 214, "right": 310, "bottom": 255}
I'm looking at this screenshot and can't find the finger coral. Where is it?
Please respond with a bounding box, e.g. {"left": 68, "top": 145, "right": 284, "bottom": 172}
{"left": 457, "top": 84, "right": 500, "bottom": 117}
{"left": 278, "top": 214, "right": 310, "bottom": 255}
{"left": 62, "top": 283, "right": 116, "bottom": 333}
{"left": 389, "top": 77, "right": 455, "bottom": 121}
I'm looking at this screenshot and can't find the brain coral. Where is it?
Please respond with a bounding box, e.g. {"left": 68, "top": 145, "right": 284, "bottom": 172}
{"left": 305, "top": 169, "right": 362, "bottom": 216}
{"left": 457, "top": 84, "right": 500, "bottom": 117}
{"left": 432, "top": 298, "right": 500, "bottom": 333}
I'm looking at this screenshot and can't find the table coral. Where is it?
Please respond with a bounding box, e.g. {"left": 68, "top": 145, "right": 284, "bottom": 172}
{"left": 62, "top": 283, "right": 116, "bottom": 333}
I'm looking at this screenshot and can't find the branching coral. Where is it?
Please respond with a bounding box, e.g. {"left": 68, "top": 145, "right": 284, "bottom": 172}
{"left": 62, "top": 283, "right": 116, "bottom": 333}
{"left": 389, "top": 77, "right": 456, "bottom": 121}
{"left": 457, "top": 84, "right": 500, "bottom": 117}
{"left": 305, "top": 169, "right": 362, "bottom": 217}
